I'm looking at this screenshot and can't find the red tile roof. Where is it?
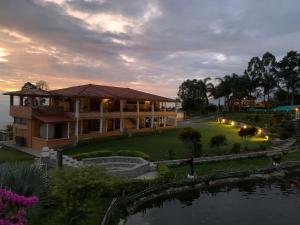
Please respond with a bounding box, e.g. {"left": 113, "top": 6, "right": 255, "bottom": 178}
{"left": 49, "top": 84, "right": 177, "bottom": 102}
{"left": 33, "top": 113, "right": 74, "bottom": 123}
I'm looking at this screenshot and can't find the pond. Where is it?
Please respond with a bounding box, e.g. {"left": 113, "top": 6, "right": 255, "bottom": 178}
{"left": 125, "top": 176, "right": 300, "bottom": 225}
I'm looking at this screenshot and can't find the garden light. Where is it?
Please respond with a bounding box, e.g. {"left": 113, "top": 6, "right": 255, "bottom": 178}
{"left": 243, "top": 125, "right": 247, "bottom": 129}
{"left": 265, "top": 135, "right": 269, "bottom": 140}
{"left": 231, "top": 121, "right": 235, "bottom": 126}
{"left": 258, "top": 129, "right": 262, "bottom": 134}
{"left": 222, "top": 119, "right": 226, "bottom": 123}
{"left": 296, "top": 108, "right": 299, "bottom": 112}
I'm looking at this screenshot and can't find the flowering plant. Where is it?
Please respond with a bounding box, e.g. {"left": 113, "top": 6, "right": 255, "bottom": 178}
{"left": 0, "top": 189, "right": 38, "bottom": 225}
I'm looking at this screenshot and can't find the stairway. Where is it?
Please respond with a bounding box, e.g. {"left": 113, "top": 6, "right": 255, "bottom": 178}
{"left": 292, "top": 120, "right": 300, "bottom": 141}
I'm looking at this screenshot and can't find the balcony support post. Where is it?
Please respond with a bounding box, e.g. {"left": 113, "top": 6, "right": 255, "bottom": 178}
{"left": 136, "top": 100, "right": 140, "bottom": 129}
{"left": 120, "top": 100, "right": 124, "bottom": 132}
{"left": 67, "top": 122, "right": 70, "bottom": 139}
{"left": 75, "top": 99, "right": 80, "bottom": 144}
{"left": 19, "top": 96, "right": 23, "bottom": 106}
{"left": 46, "top": 123, "right": 49, "bottom": 140}
{"left": 151, "top": 101, "right": 154, "bottom": 128}
{"left": 175, "top": 101, "right": 178, "bottom": 128}
{"left": 164, "top": 102, "right": 167, "bottom": 127}
{"left": 10, "top": 95, "right": 14, "bottom": 106}
{"left": 99, "top": 99, "right": 104, "bottom": 133}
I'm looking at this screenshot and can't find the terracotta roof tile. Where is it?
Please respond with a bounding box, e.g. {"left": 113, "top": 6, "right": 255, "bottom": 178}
{"left": 50, "top": 84, "right": 176, "bottom": 102}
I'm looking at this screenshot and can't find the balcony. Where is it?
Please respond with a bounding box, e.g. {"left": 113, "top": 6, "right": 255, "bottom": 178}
{"left": 10, "top": 106, "right": 32, "bottom": 119}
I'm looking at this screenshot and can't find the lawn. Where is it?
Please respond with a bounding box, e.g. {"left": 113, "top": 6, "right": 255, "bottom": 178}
{"left": 170, "top": 157, "right": 272, "bottom": 178}
{"left": 0, "top": 146, "right": 34, "bottom": 163}
{"left": 64, "top": 120, "right": 267, "bottom": 161}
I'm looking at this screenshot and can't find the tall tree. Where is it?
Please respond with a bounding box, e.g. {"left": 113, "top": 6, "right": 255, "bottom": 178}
{"left": 178, "top": 78, "right": 214, "bottom": 111}
{"left": 244, "top": 57, "right": 262, "bottom": 98}
{"left": 179, "top": 127, "right": 202, "bottom": 177}
{"left": 260, "top": 52, "right": 278, "bottom": 104}
{"left": 214, "top": 75, "right": 232, "bottom": 111}
{"left": 277, "top": 51, "right": 300, "bottom": 105}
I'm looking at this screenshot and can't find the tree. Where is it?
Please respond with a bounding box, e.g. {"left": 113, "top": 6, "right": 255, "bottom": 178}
{"left": 36, "top": 80, "right": 50, "bottom": 91}
{"left": 209, "top": 135, "right": 227, "bottom": 149}
{"left": 277, "top": 51, "right": 300, "bottom": 105}
{"left": 244, "top": 57, "right": 262, "bottom": 98}
{"left": 178, "top": 78, "right": 214, "bottom": 112}
{"left": 214, "top": 75, "right": 233, "bottom": 111}
{"left": 179, "top": 127, "right": 202, "bottom": 176}
{"left": 260, "top": 52, "right": 278, "bottom": 104}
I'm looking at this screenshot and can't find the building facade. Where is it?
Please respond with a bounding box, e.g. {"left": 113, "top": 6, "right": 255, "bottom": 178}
{"left": 4, "top": 83, "right": 178, "bottom": 150}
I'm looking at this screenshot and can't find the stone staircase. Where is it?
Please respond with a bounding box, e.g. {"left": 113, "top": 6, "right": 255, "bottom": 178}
{"left": 47, "top": 149, "right": 81, "bottom": 167}
{"left": 292, "top": 120, "right": 300, "bottom": 141}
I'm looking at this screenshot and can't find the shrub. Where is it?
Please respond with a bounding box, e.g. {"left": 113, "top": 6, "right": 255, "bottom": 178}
{"left": 209, "top": 135, "right": 227, "bottom": 149}
{"left": 167, "top": 149, "right": 175, "bottom": 160}
{"left": 238, "top": 126, "right": 258, "bottom": 139}
{"left": 279, "top": 130, "right": 293, "bottom": 140}
{"left": 157, "top": 164, "right": 174, "bottom": 180}
{"left": 72, "top": 150, "right": 113, "bottom": 160}
{"left": 116, "top": 150, "right": 150, "bottom": 160}
{"left": 50, "top": 166, "right": 113, "bottom": 224}
{"left": 231, "top": 143, "right": 241, "bottom": 154}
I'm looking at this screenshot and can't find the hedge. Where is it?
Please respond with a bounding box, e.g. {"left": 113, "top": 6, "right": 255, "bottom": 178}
{"left": 72, "top": 150, "right": 113, "bottom": 160}
{"left": 116, "top": 150, "right": 150, "bottom": 160}
{"left": 72, "top": 150, "right": 150, "bottom": 161}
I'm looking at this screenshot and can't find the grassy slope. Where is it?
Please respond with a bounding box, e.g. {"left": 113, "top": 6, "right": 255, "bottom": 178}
{"left": 0, "top": 146, "right": 33, "bottom": 163}
{"left": 64, "top": 121, "right": 267, "bottom": 161}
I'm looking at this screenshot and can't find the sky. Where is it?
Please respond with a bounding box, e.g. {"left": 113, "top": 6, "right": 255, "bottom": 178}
{"left": 0, "top": 0, "right": 300, "bottom": 99}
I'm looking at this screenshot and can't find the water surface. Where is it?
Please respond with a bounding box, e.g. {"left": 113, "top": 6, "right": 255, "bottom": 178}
{"left": 125, "top": 178, "right": 300, "bottom": 225}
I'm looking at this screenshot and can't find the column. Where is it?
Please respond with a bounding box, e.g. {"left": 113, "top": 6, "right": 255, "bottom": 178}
{"left": 136, "top": 100, "right": 140, "bottom": 129}
{"left": 99, "top": 99, "right": 104, "bottom": 133}
{"left": 19, "top": 96, "right": 24, "bottom": 106}
{"left": 164, "top": 102, "right": 167, "bottom": 127}
{"left": 75, "top": 99, "right": 80, "bottom": 143}
{"left": 67, "top": 122, "right": 70, "bottom": 139}
{"left": 151, "top": 101, "right": 154, "bottom": 128}
{"left": 175, "top": 101, "right": 178, "bottom": 128}
{"left": 46, "top": 123, "right": 49, "bottom": 140}
{"left": 120, "top": 100, "right": 124, "bottom": 132}
{"left": 10, "top": 95, "right": 14, "bottom": 106}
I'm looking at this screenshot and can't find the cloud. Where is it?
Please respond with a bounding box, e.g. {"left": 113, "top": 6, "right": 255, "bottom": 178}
{"left": 0, "top": 0, "right": 300, "bottom": 97}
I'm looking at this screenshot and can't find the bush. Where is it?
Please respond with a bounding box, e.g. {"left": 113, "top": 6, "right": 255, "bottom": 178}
{"left": 231, "top": 143, "right": 241, "bottom": 154}
{"left": 157, "top": 164, "right": 174, "bottom": 180}
{"left": 50, "top": 166, "right": 113, "bottom": 224}
{"left": 116, "top": 150, "right": 150, "bottom": 160}
{"left": 72, "top": 150, "right": 113, "bottom": 160}
{"left": 167, "top": 149, "right": 175, "bottom": 160}
{"left": 209, "top": 135, "right": 227, "bottom": 149}
{"left": 279, "top": 130, "right": 293, "bottom": 140}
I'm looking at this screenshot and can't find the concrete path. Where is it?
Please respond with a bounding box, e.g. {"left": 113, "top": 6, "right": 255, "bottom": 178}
{"left": 177, "top": 115, "right": 216, "bottom": 129}
{"left": 134, "top": 171, "right": 158, "bottom": 180}
{"left": 1, "top": 141, "right": 41, "bottom": 157}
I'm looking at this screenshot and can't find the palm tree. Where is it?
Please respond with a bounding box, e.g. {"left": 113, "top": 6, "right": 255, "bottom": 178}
{"left": 214, "top": 75, "right": 232, "bottom": 111}
{"left": 277, "top": 51, "right": 300, "bottom": 105}
{"left": 199, "top": 77, "right": 214, "bottom": 106}
{"left": 179, "top": 127, "right": 202, "bottom": 176}
{"left": 260, "top": 52, "right": 278, "bottom": 105}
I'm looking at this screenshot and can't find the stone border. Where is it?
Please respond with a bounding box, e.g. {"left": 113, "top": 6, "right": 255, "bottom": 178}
{"left": 82, "top": 156, "right": 152, "bottom": 179}
{"left": 155, "top": 138, "right": 296, "bottom": 166}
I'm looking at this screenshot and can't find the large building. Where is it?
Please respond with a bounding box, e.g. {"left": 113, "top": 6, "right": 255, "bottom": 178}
{"left": 4, "top": 83, "right": 178, "bottom": 150}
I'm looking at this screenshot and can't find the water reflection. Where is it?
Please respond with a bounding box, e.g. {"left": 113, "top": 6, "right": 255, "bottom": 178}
{"left": 126, "top": 175, "right": 300, "bottom": 225}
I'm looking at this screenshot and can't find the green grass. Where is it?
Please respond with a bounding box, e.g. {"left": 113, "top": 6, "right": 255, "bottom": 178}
{"left": 64, "top": 120, "right": 267, "bottom": 161}
{"left": 170, "top": 157, "right": 272, "bottom": 178}
{"left": 0, "top": 146, "right": 34, "bottom": 163}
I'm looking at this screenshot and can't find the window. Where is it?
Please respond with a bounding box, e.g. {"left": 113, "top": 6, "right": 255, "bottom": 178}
{"left": 14, "top": 117, "right": 27, "bottom": 125}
